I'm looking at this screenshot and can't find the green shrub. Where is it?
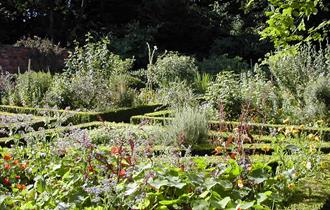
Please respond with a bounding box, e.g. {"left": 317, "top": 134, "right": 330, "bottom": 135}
{"left": 156, "top": 81, "right": 197, "bottom": 109}
{"left": 205, "top": 71, "right": 242, "bottom": 119}
{"left": 0, "top": 71, "right": 15, "bottom": 105}
{"left": 304, "top": 76, "right": 330, "bottom": 124}
{"left": 44, "top": 71, "right": 112, "bottom": 110}
{"left": 193, "top": 72, "right": 211, "bottom": 94}
{"left": 13, "top": 71, "right": 53, "bottom": 107}
{"left": 43, "top": 74, "right": 71, "bottom": 108}
{"left": 65, "top": 34, "right": 133, "bottom": 78}
{"left": 136, "top": 88, "right": 158, "bottom": 105}
{"left": 198, "top": 54, "right": 249, "bottom": 74}
{"left": 109, "top": 74, "right": 136, "bottom": 108}
{"left": 266, "top": 44, "right": 329, "bottom": 107}
{"left": 240, "top": 66, "right": 280, "bottom": 122}
{"left": 150, "top": 52, "right": 198, "bottom": 86}
{"left": 44, "top": 35, "right": 138, "bottom": 111}
{"left": 266, "top": 44, "right": 330, "bottom": 124}
{"left": 167, "top": 106, "right": 209, "bottom": 147}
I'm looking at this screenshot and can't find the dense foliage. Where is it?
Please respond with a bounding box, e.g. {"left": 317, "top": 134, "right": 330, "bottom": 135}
{"left": 0, "top": 1, "right": 329, "bottom": 209}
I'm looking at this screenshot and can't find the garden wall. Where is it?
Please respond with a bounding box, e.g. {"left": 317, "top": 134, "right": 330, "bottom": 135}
{"left": 0, "top": 44, "right": 67, "bottom": 73}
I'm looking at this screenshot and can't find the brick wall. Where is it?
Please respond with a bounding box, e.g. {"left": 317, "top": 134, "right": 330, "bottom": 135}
{"left": 0, "top": 45, "right": 67, "bottom": 73}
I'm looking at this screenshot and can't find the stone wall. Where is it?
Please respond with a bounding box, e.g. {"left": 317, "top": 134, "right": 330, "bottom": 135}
{"left": 0, "top": 45, "right": 67, "bottom": 73}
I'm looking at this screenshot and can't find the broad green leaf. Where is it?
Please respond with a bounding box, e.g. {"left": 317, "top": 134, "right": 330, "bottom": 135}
{"left": 62, "top": 169, "right": 71, "bottom": 180}
{"left": 257, "top": 191, "right": 272, "bottom": 204}
{"left": 167, "top": 176, "right": 186, "bottom": 189}
{"left": 0, "top": 195, "right": 6, "bottom": 205}
{"left": 192, "top": 200, "right": 209, "bottom": 210}
{"left": 159, "top": 199, "right": 179, "bottom": 205}
{"left": 124, "top": 182, "right": 139, "bottom": 196}
{"left": 199, "top": 191, "right": 209, "bottom": 198}
{"left": 156, "top": 206, "right": 169, "bottom": 210}
{"left": 217, "top": 196, "right": 231, "bottom": 209}
{"left": 148, "top": 179, "right": 169, "bottom": 190}
{"left": 137, "top": 198, "right": 150, "bottom": 209}
{"left": 237, "top": 201, "right": 255, "bottom": 209}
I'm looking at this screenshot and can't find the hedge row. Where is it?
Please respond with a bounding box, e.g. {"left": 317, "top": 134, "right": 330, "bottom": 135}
{"left": 151, "top": 141, "right": 330, "bottom": 156}
{"left": 0, "top": 112, "right": 56, "bottom": 138}
{"left": 0, "top": 104, "right": 162, "bottom": 124}
{"left": 0, "top": 121, "right": 133, "bottom": 146}
{"left": 130, "top": 115, "right": 330, "bottom": 140}
{"left": 144, "top": 110, "right": 173, "bottom": 117}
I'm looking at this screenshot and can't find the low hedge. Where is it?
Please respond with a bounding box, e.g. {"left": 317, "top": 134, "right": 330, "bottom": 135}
{"left": 0, "top": 112, "right": 55, "bottom": 138}
{"left": 130, "top": 115, "right": 330, "bottom": 140}
{"left": 0, "top": 104, "right": 162, "bottom": 124}
{"left": 0, "top": 121, "right": 133, "bottom": 146}
{"left": 130, "top": 115, "right": 170, "bottom": 125}
{"left": 144, "top": 110, "right": 173, "bottom": 117}
{"left": 208, "top": 130, "right": 274, "bottom": 143}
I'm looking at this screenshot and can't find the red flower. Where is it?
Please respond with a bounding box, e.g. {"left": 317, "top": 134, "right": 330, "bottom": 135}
{"left": 16, "top": 183, "right": 26, "bottom": 190}
{"left": 4, "top": 164, "right": 11, "bottom": 170}
{"left": 20, "top": 162, "right": 28, "bottom": 170}
{"left": 2, "top": 178, "right": 10, "bottom": 186}
{"left": 3, "top": 155, "right": 12, "bottom": 161}
{"left": 118, "top": 169, "right": 126, "bottom": 177}
{"left": 13, "top": 160, "right": 19, "bottom": 165}
{"left": 15, "top": 175, "right": 20, "bottom": 180}
{"left": 230, "top": 152, "right": 237, "bottom": 160}
{"left": 87, "top": 165, "right": 94, "bottom": 172}
{"left": 111, "top": 146, "right": 121, "bottom": 155}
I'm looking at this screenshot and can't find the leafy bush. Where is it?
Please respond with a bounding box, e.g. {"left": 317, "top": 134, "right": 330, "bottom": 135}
{"left": 168, "top": 106, "right": 209, "bottom": 147}
{"left": 205, "top": 71, "right": 242, "bottom": 119}
{"left": 193, "top": 72, "right": 212, "bottom": 94}
{"left": 65, "top": 34, "right": 134, "bottom": 78}
{"left": 150, "top": 52, "right": 198, "bottom": 86}
{"left": 108, "top": 74, "right": 136, "bottom": 108}
{"left": 0, "top": 71, "right": 15, "bottom": 105}
{"left": 266, "top": 44, "right": 330, "bottom": 124}
{"left": 43, "top": 74, "right": 71, "bottom": 108}
{"left": 240, "top": 66, "right": 280, "bottom": 122}
{"left": 136, "top": 88, "right": 158, "bottom": 105}
{"left": 8, "top": 71, "right": 53, "bottom": 107}
{"left": 44, "top": 35, "right": 137, "bottom": 110}
{"left": 266, "top": 44, "right": 329, "bottom": 107}
{"left": 156, "top": 81, "right": 197, "bottom": 109}
{"left": 303, "top": 76, "right": 330, "bottom": 124}
{"left": 198, "top": 54, "right": 249, "bottom": 74}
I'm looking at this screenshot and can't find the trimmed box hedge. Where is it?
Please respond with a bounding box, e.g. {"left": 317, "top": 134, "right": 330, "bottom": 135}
{"left": 0, "top": 104, "right": 162, "bottom": 124}
{"left": 1, "top": 112, "right": 55, "bottom": 138}
{"left": 130, "top": 115, "right": 330, "bottom": 140}
{"left": 0, "top": 121, "right": 133, "bottom": 146}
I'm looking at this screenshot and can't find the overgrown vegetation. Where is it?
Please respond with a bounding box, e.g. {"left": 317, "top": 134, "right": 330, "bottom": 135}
{"left": 0, "top": 0, "right": 329, "bottom": 209}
